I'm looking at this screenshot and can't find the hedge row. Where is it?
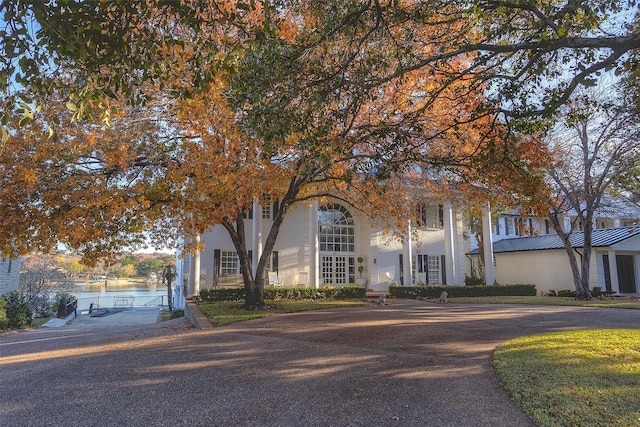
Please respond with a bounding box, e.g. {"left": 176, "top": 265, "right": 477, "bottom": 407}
{"left": 389, "top": 284, "right": 537, "bottom": 299}
{"left": 199, "top": 286, "right": 366, "bottom": 302}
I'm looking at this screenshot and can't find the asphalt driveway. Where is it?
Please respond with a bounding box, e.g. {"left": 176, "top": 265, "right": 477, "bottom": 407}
{"left": 1, "top": 300, "right": 639, "bottom": 426}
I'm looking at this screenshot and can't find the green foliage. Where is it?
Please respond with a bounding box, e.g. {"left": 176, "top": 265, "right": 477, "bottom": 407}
{"left": 2, "top": 291, "right": 32, "bottom": 329}
{"left": 389, "top": 284, "right": 537, "bottom": 299}
{"left": 136, "top": 258, "right": 164, "bottom": 277}
{"left": 161, "top": 309, "right": 185, "bottom": 321}
{"left": 0, "top": 297, "right": 8, "bottom": 330}
{"left": 591, "top": 286, "right": 602, "bottom": 297}
{"left": 464, "top": 275, "right": 485, "bottom": 286}
{"left": 199, "top": 286, "right": 366, "bottom": 302}
{"left": 557, "top": 289, "right": 577, "bottom": 298}
{"left": 200, "top": 288, "right": 245, "bottom": 302}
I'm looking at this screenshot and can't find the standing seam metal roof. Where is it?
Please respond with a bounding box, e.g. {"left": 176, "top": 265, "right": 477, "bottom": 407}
{"left": 469, "top": 226, "right": 640, "bottom": 254}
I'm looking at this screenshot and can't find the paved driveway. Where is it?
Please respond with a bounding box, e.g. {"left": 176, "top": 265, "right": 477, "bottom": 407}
{"left": 1, "top": 300, "right": 639, "bottom": 426}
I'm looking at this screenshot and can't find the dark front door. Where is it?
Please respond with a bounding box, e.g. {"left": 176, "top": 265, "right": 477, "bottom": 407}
{"left": 616, "top": 255, "right": 637, "bottom": 293}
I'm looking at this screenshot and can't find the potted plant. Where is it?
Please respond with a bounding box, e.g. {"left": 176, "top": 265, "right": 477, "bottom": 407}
{"left": 355, "top": 257, "right": 367, "bottom": 286}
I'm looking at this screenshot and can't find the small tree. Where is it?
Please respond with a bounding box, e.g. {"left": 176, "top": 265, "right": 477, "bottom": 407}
{"left": 19, "top": 255, "right": 67, "bottom": 316}
{"left": 162, "top": 265, "right": 175, "bottom": 312}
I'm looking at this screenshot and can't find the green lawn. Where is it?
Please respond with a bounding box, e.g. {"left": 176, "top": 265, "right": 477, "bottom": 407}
{"left": 450, "top": 295, "right": 640, "bottom": 310}
{"left": 494, "top": 329, "right": 640, "bottom": 427}
{"left": 196, "top": 299, "right": 368, "bottom": 327}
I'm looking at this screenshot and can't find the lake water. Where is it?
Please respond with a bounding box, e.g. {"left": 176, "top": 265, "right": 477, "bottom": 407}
{"left": 71, "top": 282, "right": 170, "bottom": 312}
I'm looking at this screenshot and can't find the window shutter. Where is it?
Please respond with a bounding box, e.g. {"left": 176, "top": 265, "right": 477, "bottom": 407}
{"left": 273, "top": 199, "right": 280, "bottom": 219}
{"left": 272, "top": 251, "right": 279, "bottom": 272}
{"left": 438, "top": 204, "right": 444, "bottom": 229}
{"left": 214, "top": 249, "right": 221, "bottom": 278}
{"left": 441, "top": 255, "right": 446, "bottom": 285}
{"left": 602, "top": 255, "right": 612, "bottom": 293}
{"left": 248, "top": 250, "right": 252, "bottom": 268}
{"left": 399, "top": 253, "right": 404, "bottom": 286}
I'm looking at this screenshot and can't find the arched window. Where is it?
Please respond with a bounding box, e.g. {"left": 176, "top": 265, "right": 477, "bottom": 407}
{"left": 318, "top": 203, "right": 355, "bottom": 253}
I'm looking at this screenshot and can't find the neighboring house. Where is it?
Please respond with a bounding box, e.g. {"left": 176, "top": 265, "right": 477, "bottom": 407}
{"left": 468, "top": 226, "right": 640, "bottom": 295}
{"left": 179, "top": 197, "right": 469, "bottom": 295}
{"left": 0, "top": 256, "right": 22, "bottom": 295}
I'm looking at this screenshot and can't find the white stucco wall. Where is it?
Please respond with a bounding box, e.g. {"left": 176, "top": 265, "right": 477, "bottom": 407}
{"left": 491, "top": 248, "right": 632, "bottom": 294}
{"left": 190, "top": 199, "right": 468, "bottom": 290}
{"left": 493, "top": 250, "right": 576, "bottom": 292}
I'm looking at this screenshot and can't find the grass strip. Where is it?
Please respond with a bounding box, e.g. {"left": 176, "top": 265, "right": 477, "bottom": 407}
{"left": 450, "top": 296, "right": 640, "bottom": 309}
{"left": 196, "top": 299, "right": 368, "bottom": 327}
{"left": 494, "top": 329, "right": 640, "bottom": 427}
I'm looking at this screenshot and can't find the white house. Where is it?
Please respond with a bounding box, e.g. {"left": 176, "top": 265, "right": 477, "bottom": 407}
{"left": 469, "top": 226, "right": 640, "bottom": 294}
{"left": 0, "top": 256, "right": 22, "bottom": 295}
{"left": 178, "top": 197, "right": 469, "bottom": 296}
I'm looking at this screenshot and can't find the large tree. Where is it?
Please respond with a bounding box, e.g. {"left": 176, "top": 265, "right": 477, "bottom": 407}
{"left": 1, "top": 1, "right": 634, "bottom": 306}
{"left": 544, "top": 87, "right": 640, "bottom": 299}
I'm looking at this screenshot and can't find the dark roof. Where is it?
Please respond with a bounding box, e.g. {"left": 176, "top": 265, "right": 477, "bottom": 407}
{"left": 469, "top": 226, "right": 640, "bottom": 255}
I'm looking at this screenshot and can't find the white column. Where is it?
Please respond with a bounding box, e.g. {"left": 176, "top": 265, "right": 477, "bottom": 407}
{"left": 310, "top": 201, "right": 320, "bottom": 289}
{"left": 444, "top": 201, "right": 457, "bottom": 285}
{"left": 252, "top": 198, "right": 263, "bottom": 278}
{"left": 403, "top": 220, "right": 413, "bottom": 286}
{"left": 481, "top": 202, "right": 495, "bottom": 285}
{"left": 193, "top": 234, "right": 201, "bottom": 296}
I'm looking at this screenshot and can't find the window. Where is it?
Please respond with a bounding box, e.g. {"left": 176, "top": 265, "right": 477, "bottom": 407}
{"left": 414, "top": 254, "right": 442, "bottom": 284}
{"left": 220, "top": 251, "right": 240, "bottom": 276}
{"left": 262, "top": 196, "right": 272, "bottom": 219}
{"left": 506, "top": 218, "right": 516, "bottom": 236}
{"left": 319, "top": 203, "right": 355, "bottom": 253}
{"left": 417, "top": 203, "right": 443, "bottom": 229}
{"left": 427, "top": 256, "right": 441, "bottom": 284}
{"left": 494, "top": 218, "right": 501, "bottom": 235}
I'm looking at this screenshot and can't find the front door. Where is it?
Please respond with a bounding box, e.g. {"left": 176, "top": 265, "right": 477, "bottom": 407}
{"left": 616, "top": 255, "right": 637, "bottom": 293}
{"left": 321, "top": 256, "right": 355, "bottom": 285}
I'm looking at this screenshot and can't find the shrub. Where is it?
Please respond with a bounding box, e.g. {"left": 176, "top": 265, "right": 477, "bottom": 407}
{"left": 591, "top": 287, "right": 602, "bottom": 297}
{"left": 0, "top": 297, "right": 8, "bottom": 330}
{"left": 199, "top": 286, "right": 365, "bottom": 302}
{"left": 170, "top": 309, "right": 184, "bottom": 319}
{"left": 200, "top": 288, "right": 245, "bottom": 302}
{"left": 388, "top": 284, "right": 537, "bottom": 299}
{"left": 557, "top": 289, "right": 577, "bottom": 298}
{"left": 3, "top": 291, "right": 33, "bottom": 329}
{"left": 465, "top": 275, "right": 485, "bottom": 286}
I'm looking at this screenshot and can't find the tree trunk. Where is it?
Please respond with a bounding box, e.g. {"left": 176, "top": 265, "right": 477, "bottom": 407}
{"left": 548, "top": 211, "right": 593, "bottom": 300}
{"left": 577, "top": 212, "right": 594, "bottom": 300}
{"left": 167, "top": 281, "right": 173, "bottom": 311}
{"left": 221, "top": 176, "right": 302, "bottom": 309}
